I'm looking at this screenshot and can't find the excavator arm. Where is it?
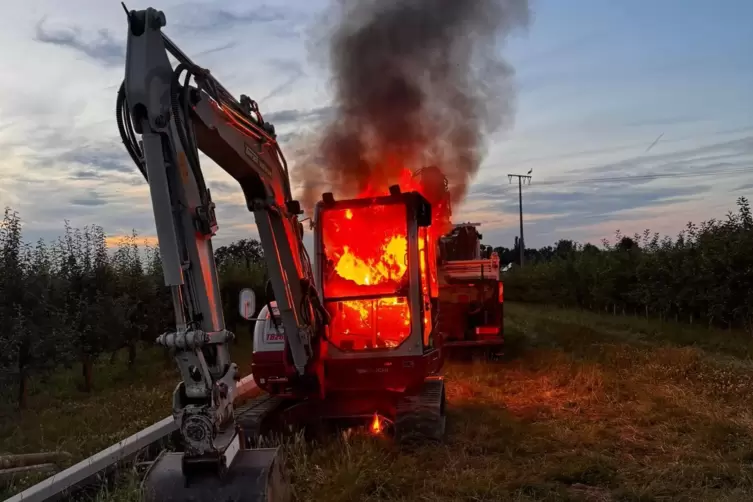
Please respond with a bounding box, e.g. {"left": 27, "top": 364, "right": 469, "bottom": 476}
{"left": 117, "top": 5, "right": 326, "bottom": 476}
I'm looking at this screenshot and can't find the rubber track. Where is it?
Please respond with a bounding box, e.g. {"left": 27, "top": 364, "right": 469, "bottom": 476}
{"left": 394, "top": 376, "right": 446, "bottom": 444}
{"left": 235, "top": 394, "right": 286, "bottom": 447}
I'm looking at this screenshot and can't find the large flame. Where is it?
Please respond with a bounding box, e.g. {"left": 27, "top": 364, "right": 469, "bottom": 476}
{"left": 357, "top": 165, "right": 452, "bottom": 239}
{"left": 322, "top": 200, "right": 416, "bottom": 350}
{"left": 322, "top": 202, "right": 412, "bottom": 296}
{"left": 320, "top": 164, "right": 443, "bottom": 352}
{"left": 334, "top": 237, "right": 408, "bottom": 288}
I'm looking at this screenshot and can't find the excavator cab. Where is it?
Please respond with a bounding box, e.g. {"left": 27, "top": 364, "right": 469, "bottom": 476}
{"left": 318, "top": 194, "right": 421, "bottom": 352}
{"left": 314, "top": 189, "right": 432, "bottom": 351}
{"left": 306, "top": 187, "right": 445, "bottom": 433}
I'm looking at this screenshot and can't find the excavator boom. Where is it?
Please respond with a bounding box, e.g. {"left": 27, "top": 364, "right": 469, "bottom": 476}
{"left": 117, "top": 5, "right": 324, "bottom": 499}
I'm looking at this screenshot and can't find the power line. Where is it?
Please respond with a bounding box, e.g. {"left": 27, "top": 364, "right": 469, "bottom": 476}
{"left": 470, "top": 166, "right": 753, "bottom": 199}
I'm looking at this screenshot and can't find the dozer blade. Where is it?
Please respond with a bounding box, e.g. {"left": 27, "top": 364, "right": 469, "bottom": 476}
{"left": 142, "top": 448, "right": 290, "bottom": 502}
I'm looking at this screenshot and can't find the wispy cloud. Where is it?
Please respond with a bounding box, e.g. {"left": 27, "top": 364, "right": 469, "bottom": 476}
{"left": 71, "top": 191, "right": 109, "bottom": 207}
{"left": 59, "top": 147, "right": 135, "bottom": 175}
{"left": 194, "top": 41, "right": 238, "bottom": 58}
{"left": 472, "top": 180, "right": 710, "bottom": 220}
{"left": 207, "top": 180, "right": 238, "bottom": 194}
{"left": 571, "top": 136, "right": 753, "bottom": 179}
{"left": 483, "top": 135, "right": 753, "bottom": 186}
{"left": 259, "top": 59, "right": 307, "bottom": 103}
{"left": 34, "top": 17, "right": 125, "bottom": 67}
{"left": 733, "top": 182, "right": 753, "bottom": 192}
{"left": 464, "top": 138, "right": 747, "bottom": 247}
{"left": 172, "top": 4, "right": 293, "bottom": 32}
{"left": 264, "top": 106, "right": 332, "bottom": 127}
{"left": 483, "top": 126, "right": 753, "bottom": 173}
{"left": 622, "top": 115, "right": 706, "bottom": 129}
{"left": 69, "top": 169, "right": 108, "bottom": 181}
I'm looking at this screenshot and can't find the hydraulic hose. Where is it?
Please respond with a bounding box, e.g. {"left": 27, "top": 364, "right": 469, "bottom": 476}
{"left": 170, "top": 64, "right": 208, "bottom": 199}
{"left": 116, "top": 81, "right": 147, "bottom": 180}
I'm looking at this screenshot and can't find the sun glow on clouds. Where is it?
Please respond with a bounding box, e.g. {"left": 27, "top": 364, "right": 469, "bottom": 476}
{"left": 105, "top": 235, "right": 159, "bottom": 249}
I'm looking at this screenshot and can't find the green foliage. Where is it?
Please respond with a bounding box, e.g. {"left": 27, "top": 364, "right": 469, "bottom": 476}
{"left": 214, "top": 239, "right": 264, "bottom": 269}
{"left": 215, "top": 237, "right": 268, "bottom": 331}
{"left": 0, "top": 207, "right": 266, "bottom": 408}
{"left": 505, "top": 197, "right": 753, "bottom": 331}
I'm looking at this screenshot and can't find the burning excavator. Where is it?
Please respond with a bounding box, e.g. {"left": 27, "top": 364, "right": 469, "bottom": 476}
{"left": 118, "top": 7, "right": 444, "bottom": 502}
{"left": 114, "top": 0, "right": 525, "bottom": 496}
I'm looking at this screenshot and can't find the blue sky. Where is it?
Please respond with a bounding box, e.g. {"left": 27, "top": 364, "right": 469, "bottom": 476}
{"left": 0, "top": 0, "right": 751, "bottom": 250}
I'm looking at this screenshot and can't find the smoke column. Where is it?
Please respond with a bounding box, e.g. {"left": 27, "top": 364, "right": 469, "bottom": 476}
{"left": 294, "top": 0, "right": 530, "bottom": 213}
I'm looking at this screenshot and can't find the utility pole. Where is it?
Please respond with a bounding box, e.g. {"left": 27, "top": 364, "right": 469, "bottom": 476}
{"left": 508, "top": 172, "right": 532, "bottom": 266}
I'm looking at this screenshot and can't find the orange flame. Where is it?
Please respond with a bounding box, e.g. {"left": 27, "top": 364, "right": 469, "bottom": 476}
{"left": 320, "top": 164, "right": 444, "bottom": 352}
{"left": 357, "top": 166, "right": 451, "bottom": 238}
{"left": 370, "top": 413, "right": 382, "bottom": 434}
{"left": 334, "top": 236, "right": 408, "bottom": 287}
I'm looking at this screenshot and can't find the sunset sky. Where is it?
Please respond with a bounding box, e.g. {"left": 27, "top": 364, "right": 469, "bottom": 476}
{"left": 0, "top": 0, "right": 751, "bottom": 250}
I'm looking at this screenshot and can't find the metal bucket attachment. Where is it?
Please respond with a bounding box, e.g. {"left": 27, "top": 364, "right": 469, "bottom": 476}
{"left": 142, "top": 448, "right": 290, "bottom": 502}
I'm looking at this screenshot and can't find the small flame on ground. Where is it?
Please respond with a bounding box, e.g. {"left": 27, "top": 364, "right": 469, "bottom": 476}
{"left": 370, "top": 413, "right": 383, "bottom": 434}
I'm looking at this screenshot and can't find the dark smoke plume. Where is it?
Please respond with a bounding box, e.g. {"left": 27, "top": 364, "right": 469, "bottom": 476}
{"left": 293, "top": 0, "right": 530, "bottom": 213}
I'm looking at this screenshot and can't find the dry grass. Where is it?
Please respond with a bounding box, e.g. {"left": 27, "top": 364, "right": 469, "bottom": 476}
{"left": 0, "top": 337, "right": 255, "bottom": 499}
{"left": 285, "top": 305, "right": 753, "bottom": 501}
{"left": 5, "top": 304, "right": 753, "bottom": 501}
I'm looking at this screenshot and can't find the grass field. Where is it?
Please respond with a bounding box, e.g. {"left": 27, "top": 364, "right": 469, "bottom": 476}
{"left": 4, "top": 304, "right": 753, "bottom": 501}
